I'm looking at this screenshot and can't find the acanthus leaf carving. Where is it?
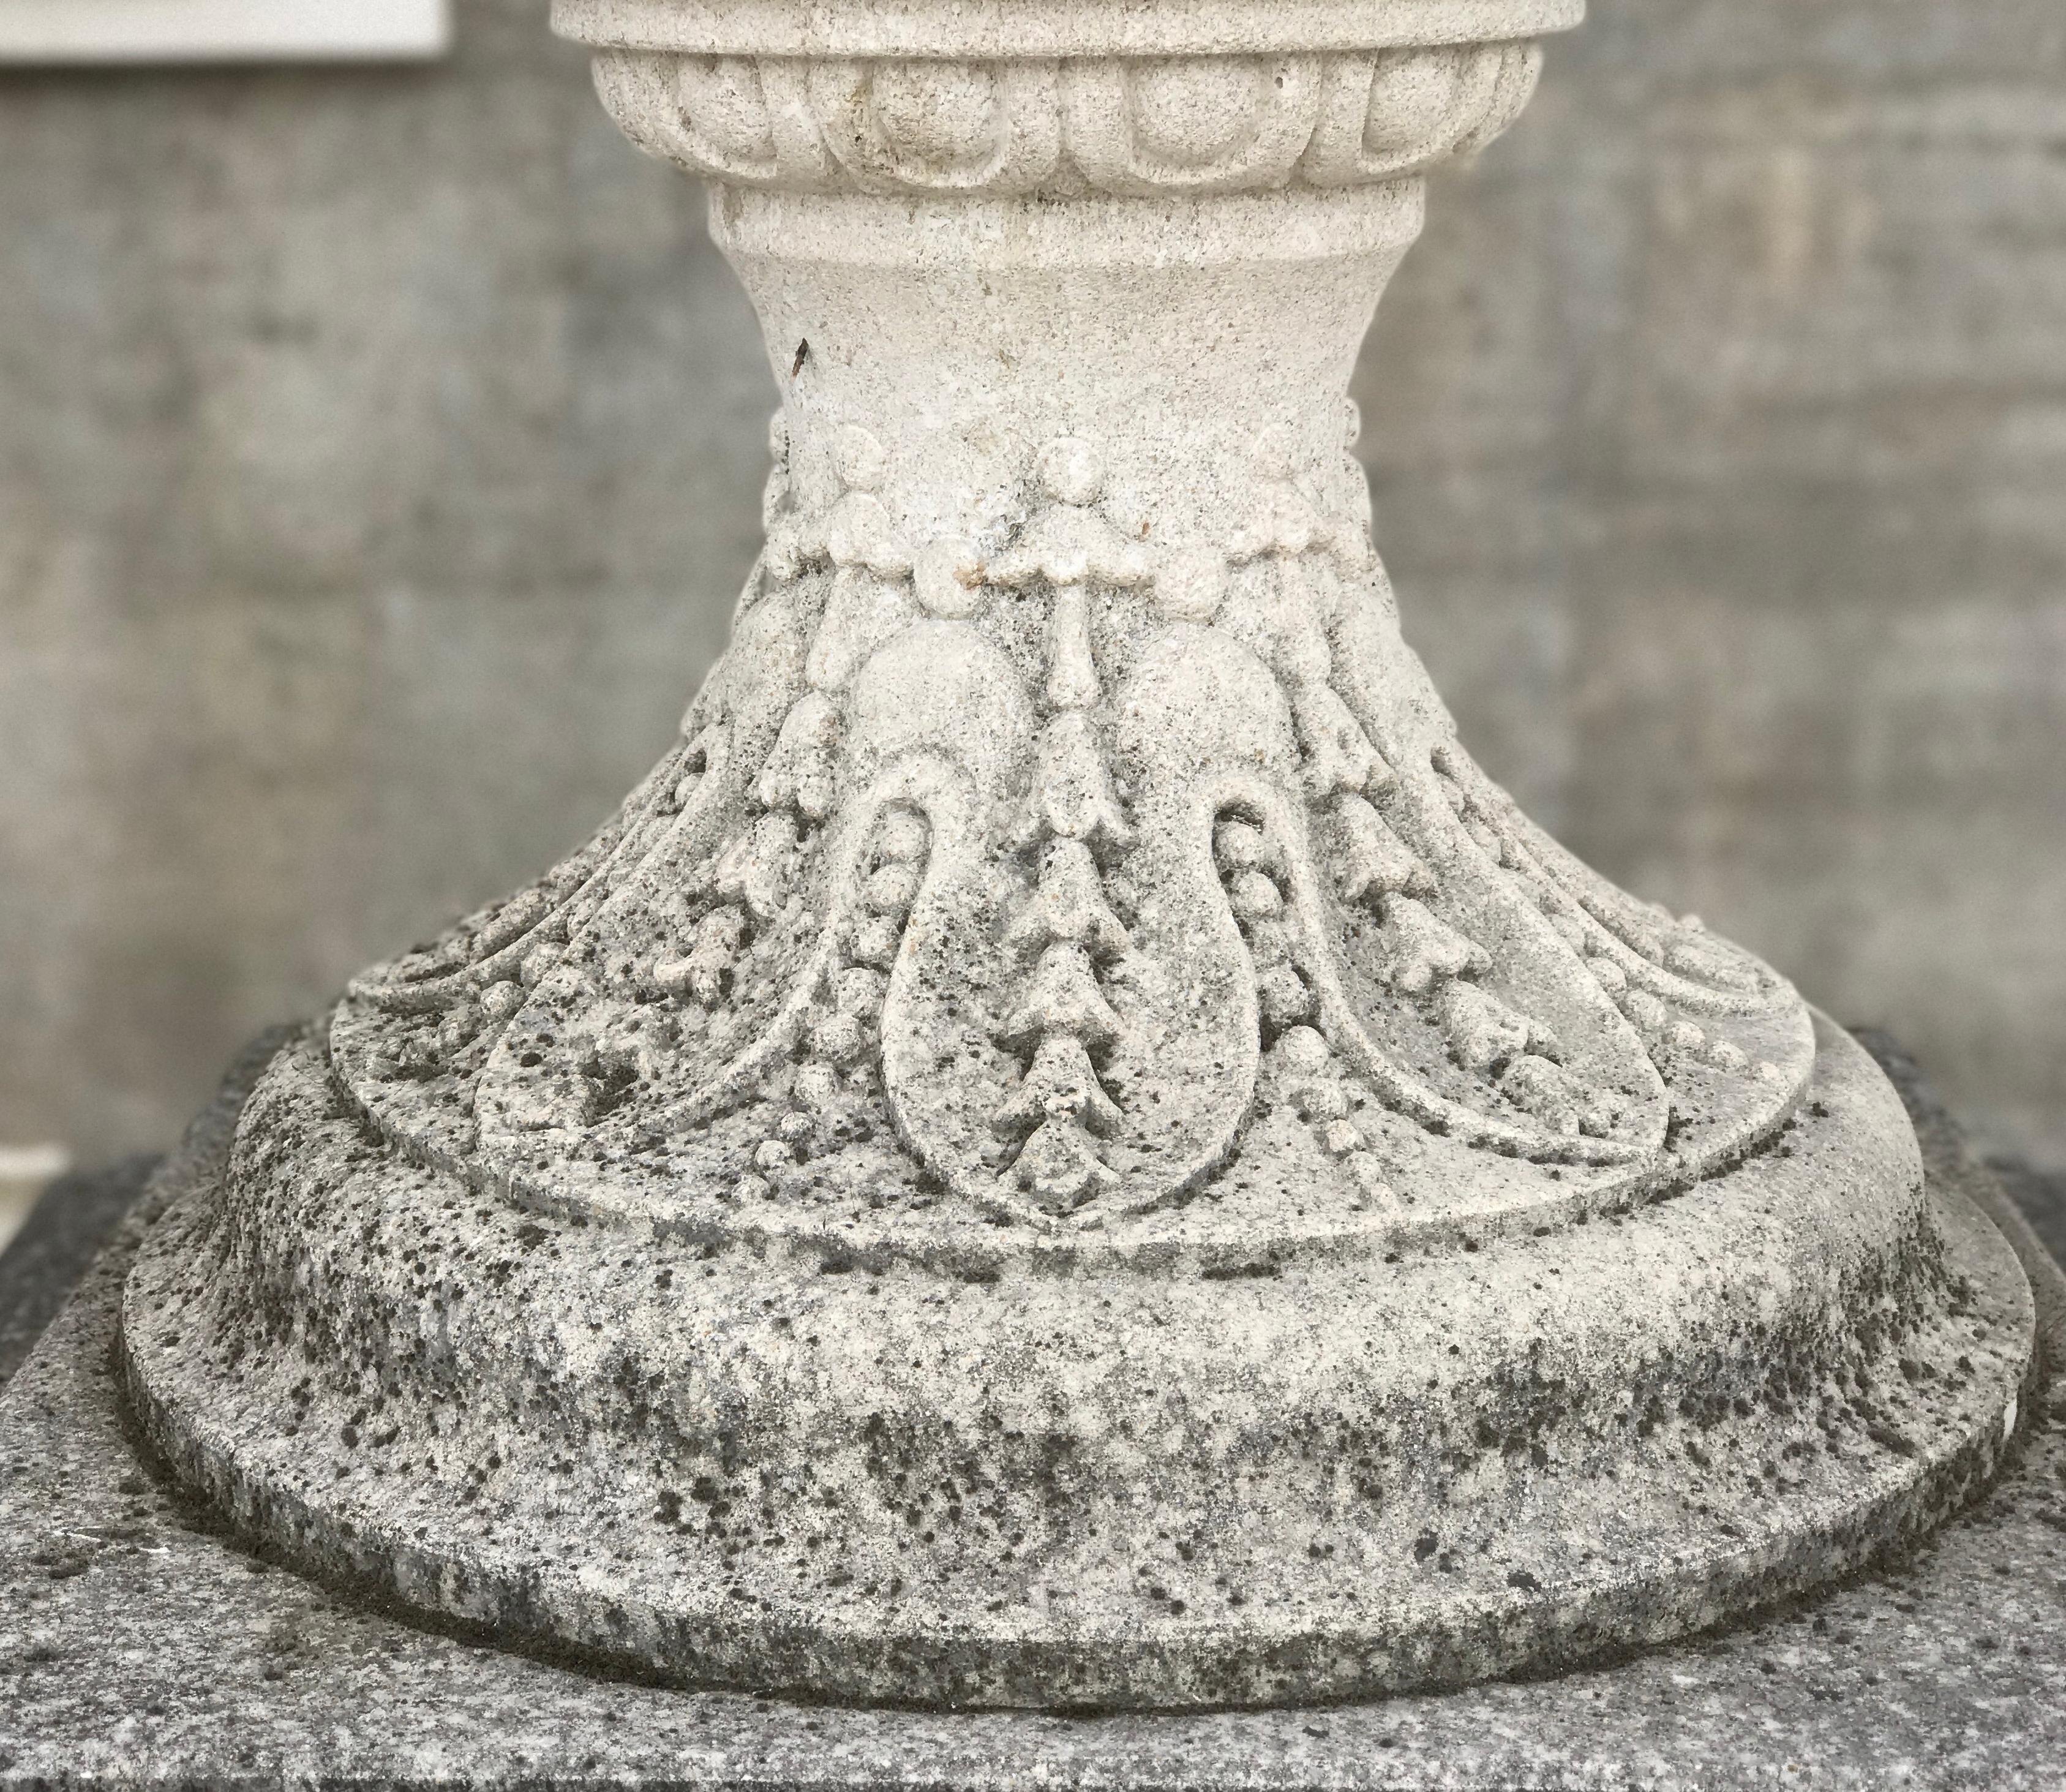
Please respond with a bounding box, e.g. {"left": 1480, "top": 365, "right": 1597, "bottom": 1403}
{"left": 332, "top": 401, "right": 1813, "bottom": 1240}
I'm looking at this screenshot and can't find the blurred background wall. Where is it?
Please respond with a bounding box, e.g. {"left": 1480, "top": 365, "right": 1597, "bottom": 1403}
{"left": 2, "top": 0, "right": 2062, "bottom": 1182}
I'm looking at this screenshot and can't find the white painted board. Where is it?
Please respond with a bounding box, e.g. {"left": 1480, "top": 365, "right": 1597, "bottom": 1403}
{"left": 0, "top": 0, "right": 449, "bottom": 62}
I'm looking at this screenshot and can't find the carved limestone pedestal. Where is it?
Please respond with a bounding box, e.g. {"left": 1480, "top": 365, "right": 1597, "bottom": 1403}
{"left": 119, "top": 0, "right": 2036, "bottom": 1710}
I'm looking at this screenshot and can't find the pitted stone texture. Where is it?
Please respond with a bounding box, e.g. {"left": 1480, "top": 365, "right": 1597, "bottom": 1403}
{"left": 121, "top": 1015, "right": 2032, "bottom": 1708}
{"left": 4, "top": 1041, "right": 2062, "bottom": 1782}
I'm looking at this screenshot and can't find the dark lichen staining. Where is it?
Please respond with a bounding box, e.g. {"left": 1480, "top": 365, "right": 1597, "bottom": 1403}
{"left": 119, "top": 1001, "right": 2032, "bottom": 1711}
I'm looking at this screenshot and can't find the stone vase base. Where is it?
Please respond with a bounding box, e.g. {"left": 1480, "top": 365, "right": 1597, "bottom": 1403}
{"left": 111, "top": 0, "right": 2038, "bottom": 1712}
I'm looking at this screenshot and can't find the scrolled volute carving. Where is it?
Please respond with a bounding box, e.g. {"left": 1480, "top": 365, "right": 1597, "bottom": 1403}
{"left": 592, "top": 43, "right": 1541, "bottom": 197}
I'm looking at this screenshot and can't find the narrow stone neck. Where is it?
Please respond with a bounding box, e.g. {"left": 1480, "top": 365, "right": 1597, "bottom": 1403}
{"left": 576, "top": 33, "right": 1552, "bottom": 549}
{"left": 713, "top": 181, "right": 1424, "bottom": 555}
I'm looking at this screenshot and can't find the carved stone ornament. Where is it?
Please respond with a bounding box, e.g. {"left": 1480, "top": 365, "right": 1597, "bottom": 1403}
{"left": 123, "top": 0, "right": 2035, "bottom": 1710}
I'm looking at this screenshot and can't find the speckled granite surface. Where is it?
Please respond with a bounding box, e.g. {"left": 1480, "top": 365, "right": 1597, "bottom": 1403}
{"left": 0, "top": 1154, "right": 154, "bottom": 1388}
{"left": 1, "top": 1033, "right": 2063, "bottom": 1790}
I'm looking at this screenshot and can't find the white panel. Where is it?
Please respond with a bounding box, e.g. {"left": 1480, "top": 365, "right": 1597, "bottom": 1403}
{"left": 0, "top": 0, "right": 450, "bottom": 62}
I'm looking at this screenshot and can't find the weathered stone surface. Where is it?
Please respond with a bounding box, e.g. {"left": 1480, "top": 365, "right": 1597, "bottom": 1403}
{"left": 3, "top": 1035, "right": 2062, "bottom": 1781}
{"left": 106, "top": 0, "right": 2040, "bottom": 1709}
{"left": 120, "top": 1015, "right": 2030, "bottom": 1707}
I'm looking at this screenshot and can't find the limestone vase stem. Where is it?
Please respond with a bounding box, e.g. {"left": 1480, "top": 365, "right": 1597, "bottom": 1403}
{"left": 119, "top": 0, "right": 2036, "bottom": 1709}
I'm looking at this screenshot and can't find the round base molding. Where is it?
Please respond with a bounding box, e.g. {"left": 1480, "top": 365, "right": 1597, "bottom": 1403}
{"left": 121, "top": 1018, "right": 2032, "bottom": 1709}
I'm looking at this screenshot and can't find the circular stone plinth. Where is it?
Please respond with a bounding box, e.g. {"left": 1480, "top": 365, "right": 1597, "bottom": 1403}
{"left": 121, "top": 1016, "right": 2032, "bottom": 1710}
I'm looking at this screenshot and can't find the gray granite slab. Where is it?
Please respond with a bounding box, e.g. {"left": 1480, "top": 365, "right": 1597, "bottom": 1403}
{"left": 2, "top": 1033, "right": 2064, "bottom": 1790}
{"left": 0, "top": 1155, "right": 156, "bottom": 1390}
